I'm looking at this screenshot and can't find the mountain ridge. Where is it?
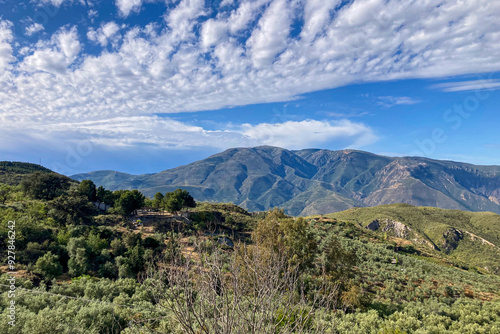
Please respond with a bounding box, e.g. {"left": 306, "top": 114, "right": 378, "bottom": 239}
{"left": 71, "top": 146, "right": 500, "bottom": 215}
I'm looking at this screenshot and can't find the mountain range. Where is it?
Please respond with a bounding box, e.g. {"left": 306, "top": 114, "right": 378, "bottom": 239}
{"left": 71, "top": 146, "right": 500, "bottom": 216}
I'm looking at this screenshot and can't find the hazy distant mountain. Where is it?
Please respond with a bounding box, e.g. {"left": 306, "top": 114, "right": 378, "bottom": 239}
{"left": 71, "top": 146, "right": 500, "bottom": 216}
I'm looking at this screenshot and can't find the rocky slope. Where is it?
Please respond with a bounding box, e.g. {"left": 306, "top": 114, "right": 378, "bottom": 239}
{"left": 71, "top": 146, "right": 500, "bottom": 215}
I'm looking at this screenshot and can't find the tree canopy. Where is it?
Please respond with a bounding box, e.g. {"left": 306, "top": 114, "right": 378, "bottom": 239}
{"left": 96, "top": 185, "right": 114, "bottom": 205}
{"left": 48, "top": 193, "right": 98, "bottom": 226}
{"left": 78, "top": 180, "right": 97, "bottom": 202}
{"left": 0, "top": 183, "right": 12, "bottom": 204}
{"left": 115, "top": 190, "right": 145, "bottom": 215}
{"left": 163, "top": 189, "right": 196, "bottom": 213}
{"left": 153, "top": 192, "right": 164, "bottom": 208}
{"left": 35, "top": 251, "right": 63, "bottom": 280}
{"left": 21, "top": 172, "right": 71, "bottom": 200}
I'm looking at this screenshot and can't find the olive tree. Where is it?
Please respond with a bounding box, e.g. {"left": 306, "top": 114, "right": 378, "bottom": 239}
{"left": 35, "top": 251, "right": 63, "bottom": 280}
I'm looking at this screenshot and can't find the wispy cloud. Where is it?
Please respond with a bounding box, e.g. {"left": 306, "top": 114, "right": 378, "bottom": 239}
{"left": 376, "top": 96, "right": 421, "bottom": 108}
{"left": 322, "top": 111, "right": 371, "bottom": 118}
{"left": 25, "top": 22, "right": 45, "bottom": 36}
{"left": 33, "top": 0, "right": 86, "bottom": 6}
{"left": 431, "top": 79, "right": 500, "bottom": 92}
{"left": 0, "top": 116, "right": 377, "bottom": 156}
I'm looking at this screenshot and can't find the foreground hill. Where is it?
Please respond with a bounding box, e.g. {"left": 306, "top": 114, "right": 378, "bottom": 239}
{"left": 1, "top": 168, "right": 499, "bottom": 332}
{"left": 72, "top": 146, "right": 500, "bottom": 215}
{"left": 324, "top": 204, "right": 500, "bottom": 274}
{"left": 0, "top": 161, "right": 59, "bottom": 185}
{"left": 2, "top": 194, "right": 499, "bottom": 332}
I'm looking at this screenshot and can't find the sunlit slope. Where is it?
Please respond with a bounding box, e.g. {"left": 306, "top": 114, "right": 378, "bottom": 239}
{"left": 326, "top": 204, "right": 500, "bottom": 273}
{"left": 72, "top": 146, "right": 500, "bottom": 215}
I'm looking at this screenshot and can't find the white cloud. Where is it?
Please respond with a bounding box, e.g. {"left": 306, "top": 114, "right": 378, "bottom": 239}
{"left": 220, "top": 0, "right": 234, "bottom": 7}
{"left": 34, "top": 0, "right": 87, "bottom": 6}
{"left": 7, "top": 0, "right": 498, "bottom": 123}
{"left": 116, "top": 0, "right": 143, "bottom": 17}
{"left": 25, "top": 22, "right": 45, "bottom": 36}
{"left": 0, "top": 114, "right": 376, "bottom": 158}
{"left": 88, "top": 9, "right": 99, "bottom": 23}
{"left": 20, "top": 26, "right": 81, "bottom": 74}
{"left": 301, "top": 0, "right": 340, "bottom": 42}
{"left": 246, "top": 0, "right": 292, "bottom": 68}
{"left": 35, "top": 0, "right": 67, "bottom": 6}
{"left": 200, "top": 0, "right": 271, "bottom": 49}
{"left": 165, "top": 0, "right": 205, "bottom": 43}
{"left": 58, "top": 27, "right": 81, "bottom": 58}
{"left": 200, "top": 18, "right": 228, "bottom": 48}
{"left": 0, "top": 20, "right": 14, "bottom": 79}
{"left": 431, "top": 79, "right": 500, "bottom": 92}
{"left": 228, "top": 0, "right": 270, "bottom": 34}
{"left": 242, "top": 119, "right": 378, "bottom": 149}
{"left": 87, "top": 22, "right": 121, "bottom": 47}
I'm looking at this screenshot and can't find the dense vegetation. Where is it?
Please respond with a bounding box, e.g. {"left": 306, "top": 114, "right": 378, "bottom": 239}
{"left": 0, "top": 162, "right": 59, "bottom": 186}
{"left": 0, "top": 164, "right": 499, "bottom": 333}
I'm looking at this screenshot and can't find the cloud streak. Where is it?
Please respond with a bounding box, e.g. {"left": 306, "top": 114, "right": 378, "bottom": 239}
{"left": 431, "top": 79, "right": 500, "bottom": 92}
{"left": 377, "top": 96, "right": 421, "bottom": 107}
{"left": 0, "top": 114, "right": 376, "bottom": 153}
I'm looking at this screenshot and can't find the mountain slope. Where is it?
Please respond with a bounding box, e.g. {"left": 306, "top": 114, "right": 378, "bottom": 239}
{"left": 72, "top": 146, "right": 500, "bottom": 215}
{"left": 324, "top": 204, "right": 500, "bottom": 273}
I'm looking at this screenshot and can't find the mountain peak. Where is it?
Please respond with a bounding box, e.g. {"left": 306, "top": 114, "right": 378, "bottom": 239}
{"left": 72, "top": 147, "right": 500, "bottom": 216}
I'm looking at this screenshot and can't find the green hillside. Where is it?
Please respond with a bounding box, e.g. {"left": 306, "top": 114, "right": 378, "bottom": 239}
{"left": 0, "top": 161, "right": 54, "bottom": 185}
{"left": 325, "top": 204, "right": 500, "bottom": 274}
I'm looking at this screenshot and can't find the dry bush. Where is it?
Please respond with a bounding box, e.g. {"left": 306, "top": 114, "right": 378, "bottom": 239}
{"left": 145, "top": 239, "right": 339, "bottom": 334}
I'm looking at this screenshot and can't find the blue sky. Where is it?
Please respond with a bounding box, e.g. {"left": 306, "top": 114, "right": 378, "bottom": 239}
{"left": 0, "top": 0, "right": 499, "bottom": 175}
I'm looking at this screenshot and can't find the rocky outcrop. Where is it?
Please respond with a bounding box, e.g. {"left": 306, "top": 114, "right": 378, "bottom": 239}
{"left": 442, "top": 228, "right": 463, "bottom": 253}
{"left": 217, "top": 236, "right": 234, "bottom": 248}
{"left": 365, "top": 218, "right": 437, "bottom": 250}
{"left": 382, "top": 219, "right": 412, "bottom": 239}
